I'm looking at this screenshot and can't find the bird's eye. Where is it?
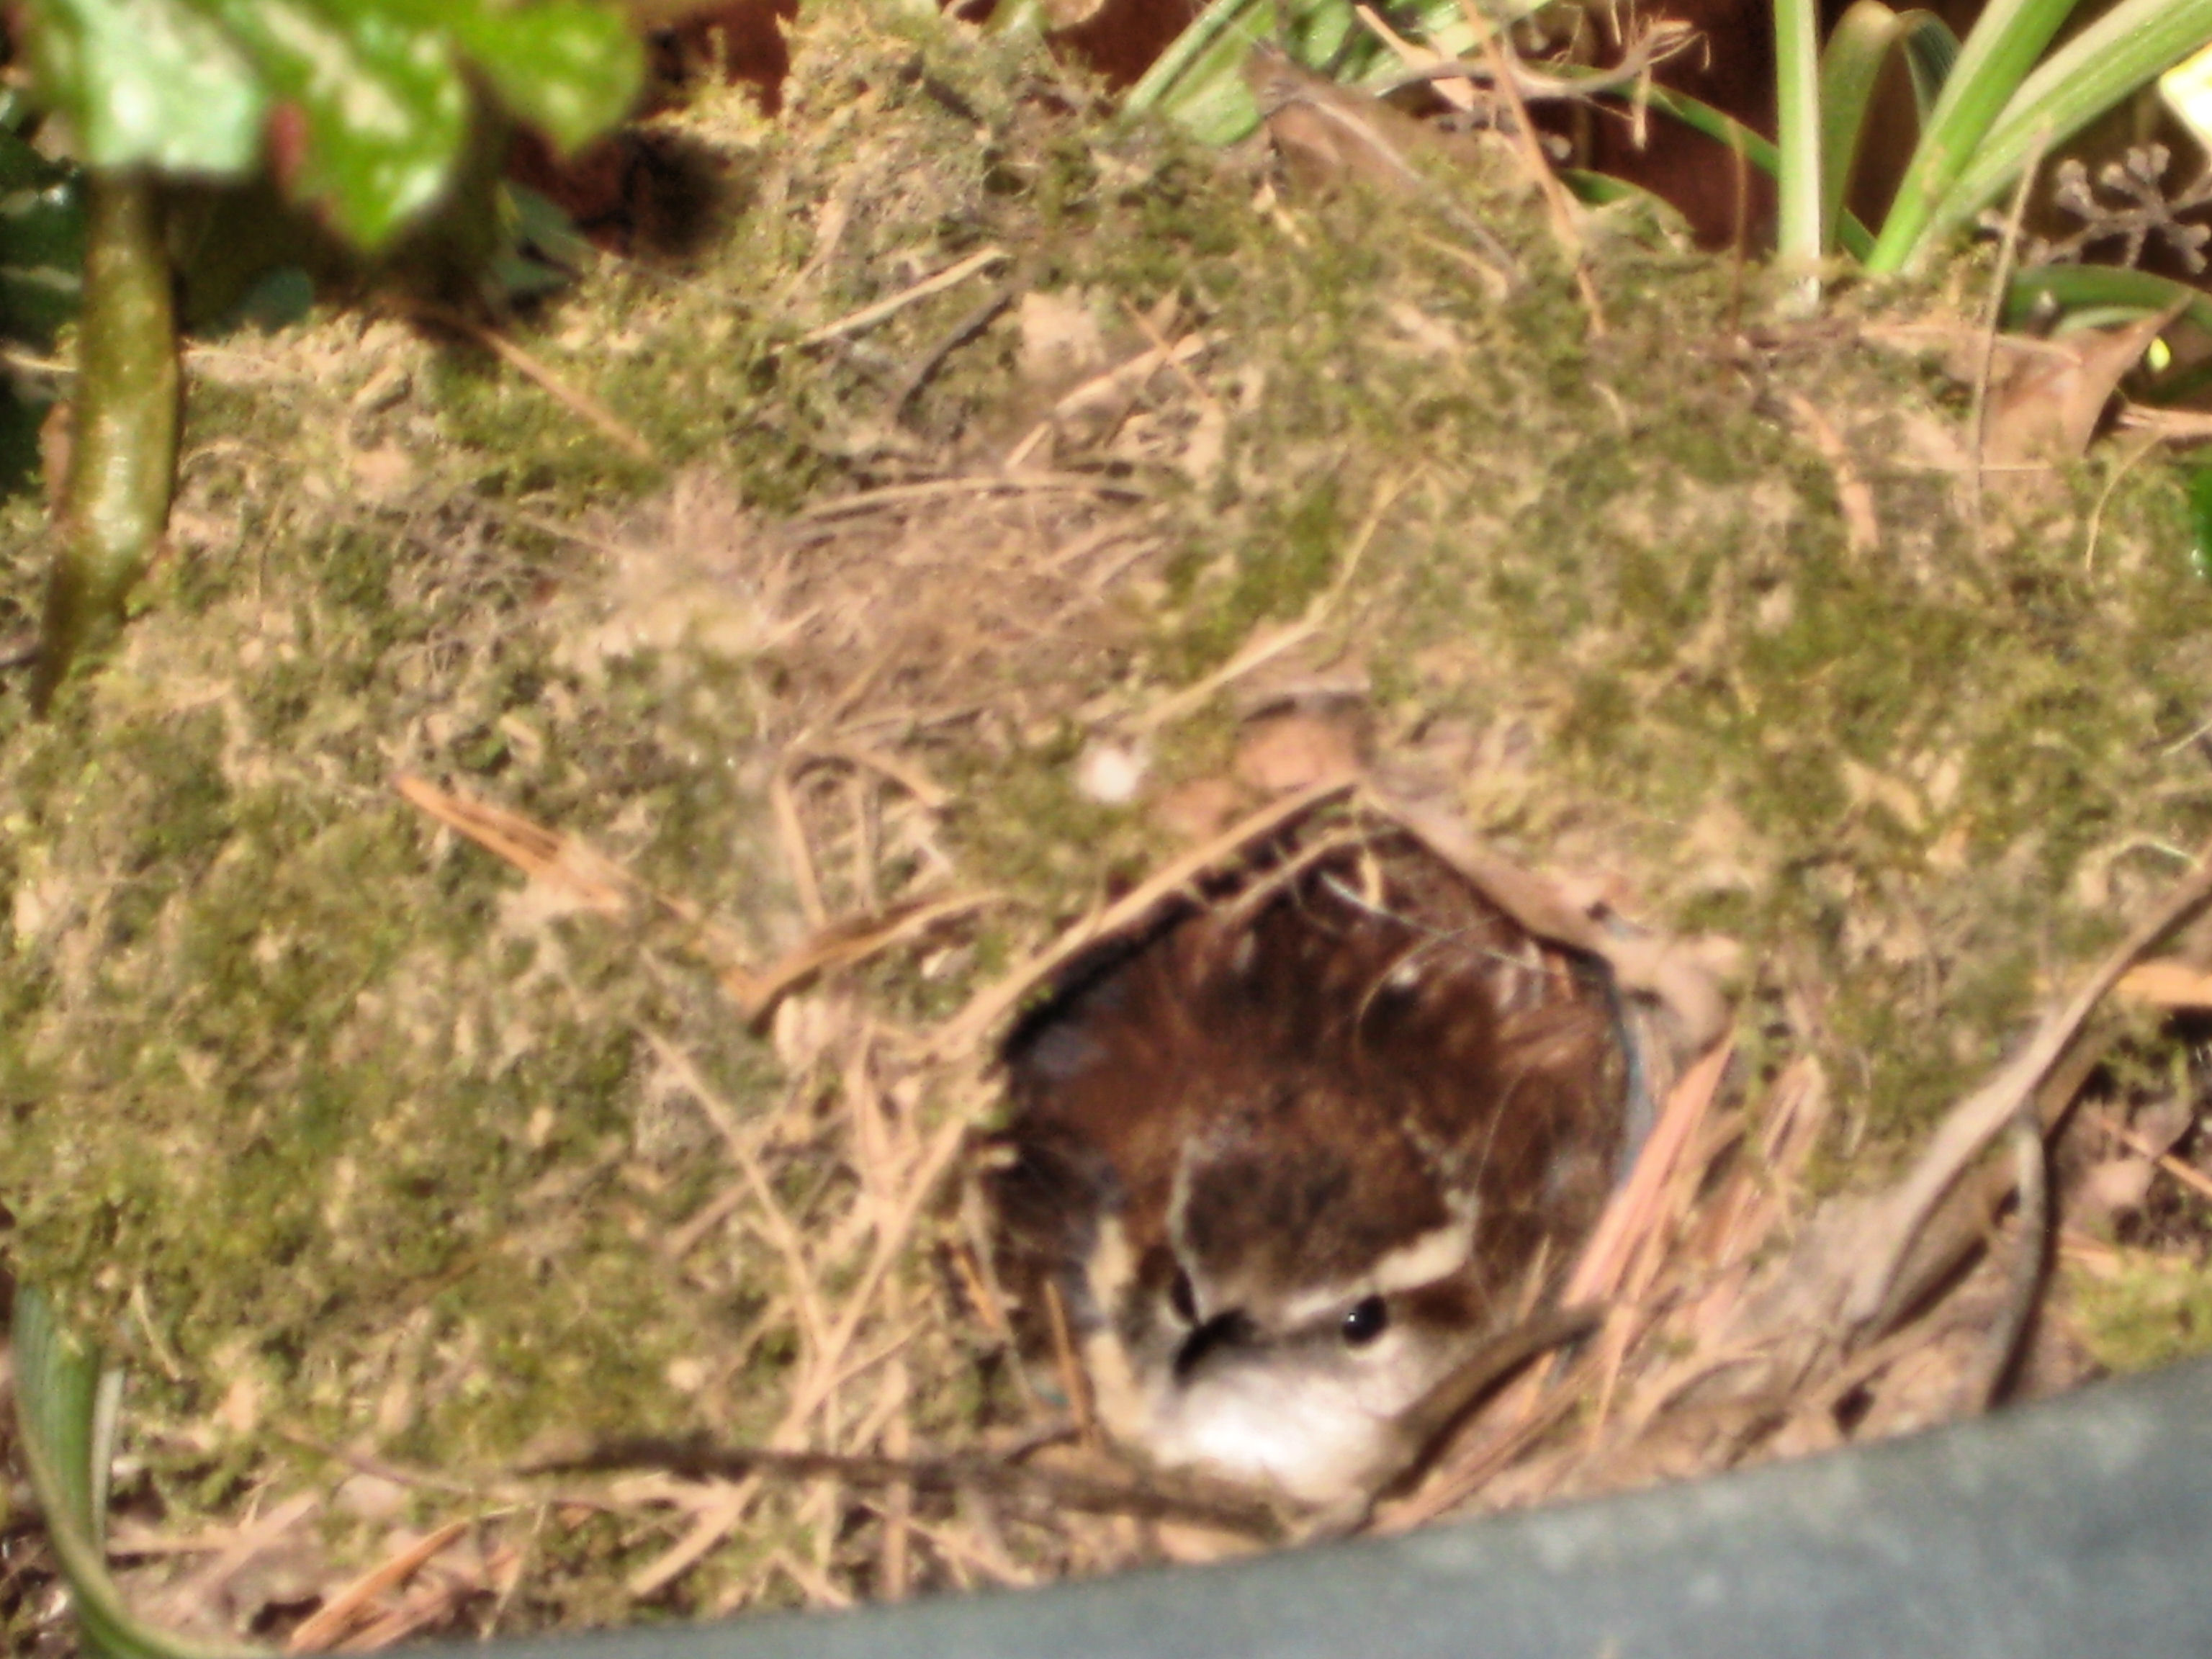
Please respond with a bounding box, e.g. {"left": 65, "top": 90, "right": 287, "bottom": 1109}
{"left": 1341, "top": 1295, "right": 1389, "bottom": 1347}
{"left": 1169, "top": 1267, "right": 1199, "bottom": 1326}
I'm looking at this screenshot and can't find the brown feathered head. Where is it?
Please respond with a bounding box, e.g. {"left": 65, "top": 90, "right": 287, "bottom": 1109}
{"left": 992, "top": 835, "right": 1628, "bottom": 1509}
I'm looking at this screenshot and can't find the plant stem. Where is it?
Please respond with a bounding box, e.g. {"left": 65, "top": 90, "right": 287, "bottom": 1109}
{"left": 32, "top": 168, "right": 179, "bottom": 712}
{"left": 1773, "top": 0, "right": 1824, "bottom": 307}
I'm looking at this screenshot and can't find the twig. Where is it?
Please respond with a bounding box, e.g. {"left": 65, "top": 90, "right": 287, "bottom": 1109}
{"left": 879, "top": 1356, "right": 914, "bottom": 1601}
{"left": 1565, "top": 1040, "right": 1735, "bottom": 1306}
{"left": 799, "top": 247, "right": 1010, "bottom": 346}
{"left": 286, "top": 1519, "right": 472, "bottom": 1655}
{"left": 791, "top": 473, "right": 1146, "bottom": 522}
{"left": 1241, "top": 51, "right": 1521, "bottom": 285}
{"left": 1967, "top": 140, "right": 2046, "bottom": 553}
{"left": 2081, "top": 428, "right": 2165, "bottom": 572}
{"left": 1042, "top": 1277, "right": 1100, "bottom": 1451}
{"left": 395, "top": 773, "right": 780, "bottom": 1012}
{"left": 1862, "top": 1031, "right": 2110, "bottom": 1340}
{"left": 528, "top": 1439, "right": 1285, "bottom": 1538}
{"left": 631, "top": 1483, "right": 757, "bottom": 1599}
{"left": 929, "top": 777, "right": 1357, "bottom": 1058}
{"left": 175, "top": 1492, "right": 322, "bottom": 1611}
{"left": 394, "top": 774, "right": 631, "bottom": 917}
{"left": 282, "top": 1437, "right": 544, "bottom": 1504}
{"left": 1966, "top": 1113, "right": 2048, "bottom": 1411}
{"left": 2092, "top": 1106, "right": 2212, "bottom": 1204}
{"left": 1003, "top": 333, "right": 1212, "bottom": 470}
{"left": 770, "top": 759, "right": 830, "bottom": 930}
{"left": 1120, "top": 295, "right": 1223, "bottom": 422}
{"left": 1354, "top": 4, "right": 1478, "bottom": 113}
{"left": 780, "top": 1109, "right": 974, "bottom": 1432}
{"left": 1374, "top": 19, "right": 1696, "bottom": 103}
{"left": 1781, "top": 392, "right": 1879, "bottom": 555}
{"left": 1375, "top": 1363, "right": 1586, "bottom": 1532}
{"left": 724, "top": 890, "right": 999, "bottom": 1028}
{"left": 893, "top": 284, "right": 1017, "bottom": 424}
{"left": 1460, "top": 1, "right": 1607, "bottom": 335}
{"left": 401, "top": 302, "right": 659, "bottom": 467}
{"left": 1844, "top": 837, "right": 2212, "bottom": 1323}
{"left": 646, "top": 1030, "right": 833, "bottom": 1357}
{"left": 1389, "top": 1305, "right": 1601, "bottom": 1482}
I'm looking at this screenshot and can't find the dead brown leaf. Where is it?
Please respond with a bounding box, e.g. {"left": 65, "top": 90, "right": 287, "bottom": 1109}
{"left": 1150, "top": 778, "right": 1249, "bottom": 844}
{"left": 1245, "top": 50, "right": 1484, "bottom": 202}
{"left": 1232, "top": 710, "right": 1364, "bottom": 795}
{"left": 2118, "top": 957, "right": 2212, "bottom": 1008}
{"left": 1981, "top": 307, "right": 2180, "bottom": 473}
{"left": 1243, "top": 48, "right": 1520, "bottom": 293}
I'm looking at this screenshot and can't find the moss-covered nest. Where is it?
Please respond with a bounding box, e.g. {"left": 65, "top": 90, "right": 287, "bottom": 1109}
{"left": 4, "top": 2, "right": 2212, "bottom": 1644}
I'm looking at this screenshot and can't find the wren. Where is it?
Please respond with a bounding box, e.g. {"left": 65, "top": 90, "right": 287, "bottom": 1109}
{"left": 990, "top": 840, "right": 1627, "bottom": 1511}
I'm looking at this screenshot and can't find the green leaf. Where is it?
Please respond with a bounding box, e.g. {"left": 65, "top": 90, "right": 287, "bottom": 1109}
{"left": 2005, "top": 260, "right": 2212, "bottom": 336}
{"left": 20, "top": 0, "right": 267, "bottom": 174}
{"left": 1863, "top": 0, "right": 2080, "bottom": 273}
{"left": 1898, "top": 14, "right": 1961, "bottom": 113}
{"left": 1130, "top": 0, "right": 1608, "bottom": 145}
{"left": 1915, "top": 0, "right": 2212, "bottom": 258}
{"left": 440, "top": 0, "right": 644, "bottom": 155}
{"left": 1560, "top": 165, "right": 1701, "bottom": 238}
{"left": 2184, "top": 464, "right": 2212, "bottom": 577}
{"left": 0, "top": 127, "right": 86, "bottom": 347}
{"left": 14, "top": 1289, "right": 266, "bottom": 1658}
{"left": 1560, "top": 168, "right": 1657, "bottom": 207}
{"left": 17, "top": 0, "right": 643, "bottom": 251}
{"left": 1125, "top": 0, "right": 1305, "bottom": 145}
{"left": 199, "top": 0, "right": 469, "bottom": 247}
{"left": 1817, "top": 4, "right": 1959, "bottom": 254}
{"left": 1124, "top": 0, "right": 1429, "bottom": 145}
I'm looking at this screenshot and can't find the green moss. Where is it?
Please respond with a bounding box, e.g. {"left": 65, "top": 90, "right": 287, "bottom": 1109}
{"left": 4, "top": 0, "right": 2212, "bottom": 1629}
{"left": 2074, "top": 1251, "right": 2212, "bottom": 1374}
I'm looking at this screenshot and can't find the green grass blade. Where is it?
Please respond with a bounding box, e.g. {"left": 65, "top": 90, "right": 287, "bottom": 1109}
{"left": 1122, "top": 0, "right": 1280, "bottom": 141}
{"left": 1774, "top": 0, "right": 1825, "bottom": 291}
{"left": 1126, "top": 0, "right": 1554, "bottom": 142}
{"left": 14, "top": 1289, "right": 266, "bottom": 1659}
{"left": 1920, "top": 0, "right": 2212, "bottom": 253}
{"left": 1635, "top": 86, "right": 1781, "bottom": 179}
{"left": 1864, "top": 0, "right": 2081, "bottom": 272}
{"left": 1124, "top": 0, "right": 1377, "bottom": 143}
{"left": 1820, "top": 5, "right": 1961, "bottom": 253}
{"left": 2007, "top": 259, "right": 2212, "bottom": 335}
{"left": 1560, "top": 168, "right": 1661, "bottom": 207}
{"left": 1899, "top": 11, "right": 1961, "bottom": 113}
{"left": 1820, "top": 2, "right": 1903, "bottom": 254}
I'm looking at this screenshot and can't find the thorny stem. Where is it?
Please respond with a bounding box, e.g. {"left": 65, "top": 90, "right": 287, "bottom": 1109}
{"left": 33, "top": 168, "right": 179, "bottom": 712}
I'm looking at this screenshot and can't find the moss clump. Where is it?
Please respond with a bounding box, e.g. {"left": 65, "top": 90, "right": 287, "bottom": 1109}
{"left": 2074, "top": 1249, "right": 2212, "bottom": 1374}
{"left": 4, "top": 0, "right": 2212, "bottom": 1632}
